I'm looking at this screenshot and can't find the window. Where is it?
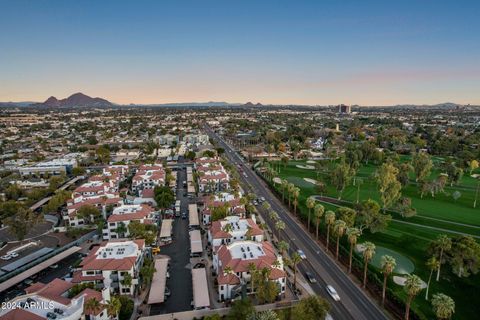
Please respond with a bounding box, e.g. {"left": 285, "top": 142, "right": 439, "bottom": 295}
{"left": 220, "top": 285, "right": 224, "bottom": 290}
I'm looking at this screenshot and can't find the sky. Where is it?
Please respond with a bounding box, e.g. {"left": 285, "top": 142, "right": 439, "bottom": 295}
{"left": 1, "top": 0, "right": 479, "bottom": 105}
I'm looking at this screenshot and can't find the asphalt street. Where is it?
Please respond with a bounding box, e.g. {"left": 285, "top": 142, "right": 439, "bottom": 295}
{"left": 150, "top": 161, "right": 193, "bottom": 315}
{"left": 205, "top": 126, "right": 389, "bottom": 320}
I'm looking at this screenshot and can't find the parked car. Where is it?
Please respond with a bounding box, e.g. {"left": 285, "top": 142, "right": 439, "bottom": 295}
{"left": 165, "top": 287, "right": 171, "bottom": 297}
{"left": 297, "top": 249, "right": 306, "bottom": 260}
{"left": 305, "top": 271, "right": 317, "bottom": 283}
{"left": 1, "top": 255, "right": 12, "bottom": 261}
{"left": 151, "top": 247, "right": 161, "bottom": 255}
{"left": 181, "top": 212, "right": 187, "bottom": 219}
{"left": 49, "top": 264, "right": 59, "bottom": 269}
{"left": 326, "top": 285, "right": 340, "bottom": 301}
{"left": 9, "top": 252, "right": 19, "bottom": 258}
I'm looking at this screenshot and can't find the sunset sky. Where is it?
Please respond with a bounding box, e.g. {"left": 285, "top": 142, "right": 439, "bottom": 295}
{"left": 1, "top": 0, "right": 479, "bottom": 105}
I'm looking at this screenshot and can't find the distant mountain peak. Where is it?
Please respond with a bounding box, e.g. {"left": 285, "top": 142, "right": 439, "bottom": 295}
{"left": 36, "top": 92, "right": 113, "bottom": 107}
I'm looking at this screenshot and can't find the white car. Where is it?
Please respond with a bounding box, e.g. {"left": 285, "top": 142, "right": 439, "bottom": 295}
{"left": 326, "top": 285, "right": 340, "bottom": 301}
{"left": 297, "top": 249, "right": 307, "bottom": 260}
{"left": 1, "top": 255, "right": 12, "bottom": 261}
{"left": 10, "top": 252, "right": 19, "bottom": 258}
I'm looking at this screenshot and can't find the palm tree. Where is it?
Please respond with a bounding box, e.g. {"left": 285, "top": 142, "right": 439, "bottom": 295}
{"left": 425, "top": 257, "right": 440, "bottom": 300}
{"left": 224, "top": 266, "right": 234, "bottom": 275}
{"left": 292, "top": 187, "right": 300, "bottom": 215}
{"left": 404, "top": 274, "right": 423, "bottom": 320}
{"left": 281, "top": 179, "right": 288, "bottom": 203}
{"left": 277, "top": 240, "right": 289, "bottom": 257}
{"left": 275, "top": 220, "right": 286, "bottom": 241}
{"left": 362, "top": 242, "right": 376, "bottom": 288}
{"left": 347, "top": 227, "right": 361, "bottom": 273}
{"left": 269, "top": 210, "right": 279, "bottom": 222}
{"left": 291, "top": 252, "right": 302, "bottom": 289}
{"left": 85, "top": 297, "right": 103, "bottom": 317}
{"left": 356, "top": 177, "right": 364, "bottom": 204}
{"left": 431, "top": 293, "right": 455, "bottom": 320}
{"left": 333, "top": 220, "right": 347, "bottom": 260}
{"left": 106, "top": 296, "right": 121, "bottom": 320}
{"left": 287, "top": 183, "right": 295, "bottom": 209}
{"left": 313, "top": 204, "right": 325, "bottom": 240}
{"left": 432, "top": 234, "right": 452, "bottom": 281}
{"left": 248, "top": 262, "right": 257, "bottom": 294}
{"left": 380, "top": 255, "right": 396, "bottom": 305}
{"left": 262, "top": 201, "right": 271, "bottom": 212}
{"left": 324, "top": 210, "right": 336, "bottom": 252}
{"left": 306, "top": 196, "right": 316, "bottom": 232}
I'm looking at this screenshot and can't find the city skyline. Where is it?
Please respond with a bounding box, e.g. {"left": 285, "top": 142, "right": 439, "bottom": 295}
{"left": 1, "top": 0, "right": 479, "bottom": 105}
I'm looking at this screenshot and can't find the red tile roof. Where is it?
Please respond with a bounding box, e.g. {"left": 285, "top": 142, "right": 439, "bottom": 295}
{"left": 0, "top": 309, "right": 45, "bottom": 320}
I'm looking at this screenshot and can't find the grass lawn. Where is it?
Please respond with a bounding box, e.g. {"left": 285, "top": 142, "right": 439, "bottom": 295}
{"left": 266, "top": 159, "right": 480, "bottom": 320}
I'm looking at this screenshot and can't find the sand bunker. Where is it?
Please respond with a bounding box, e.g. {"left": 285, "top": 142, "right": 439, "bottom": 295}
{"left": 393, "top": 276, "right": 427, "bottom": 288}
{"left": 303, "top": 178, "right": 318, "bottom": 185}
{"left": 296, "top": 164, "right": 315, "bottom": 170}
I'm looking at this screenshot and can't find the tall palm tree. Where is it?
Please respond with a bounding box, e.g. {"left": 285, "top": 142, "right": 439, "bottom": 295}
{"left": 248, "top": 262, "right": 257, "bottom": 294}
{"left": 431, "top": 293, "right": 455, "bottom": 320}
{"left": 277, "top": 240, "right": 289, "bottom": 257}
{"left": 313, "top": 204, "right": 325, "bottom": 240}
{"left": 333, "top": 220, "right": 347, "bottom": 260}
{"left": 85, "top": 297, "right": 103, "bottom": 317}
{"left": 404, "top": 274, "right": 423, "bottom": 320}
{"left": 347, "top": 227, "right": 361, "bottom": 273}
{"left": 432, "top": 234, "right": 452, "bottom": 281}
{"left": 362, "top": 242, "right": 376, "bottom": 288}
{"left": 306, "top": 196, "right": 316, "bottom": 232}
{"left": 356, "top": 177, "right": 364, "bottom": 204}
{"left": 287, "top": 183, "right": 295, "bottom": 209}
{"left": 380, "top": 255, "right": 396, "bottom": 306}
{"left": 291, "top": 252, "right": 302, "bottom": 289}
{"left": 292, "top": 187, "right": 300, "bottom": 215}
{"left": 281, "top": 179, "right": 288, "bottom": 203}
{"left": 275, "top": 220, "right": 286, "bottom": 241}
{"left": 425, "top": 257, "right": 440, "bottom": 300}
{"left": 106, "top": 296, "right": 121, "bottom": 320}
{"left": 324, "top": 210, "right": 336, "bottom": 252}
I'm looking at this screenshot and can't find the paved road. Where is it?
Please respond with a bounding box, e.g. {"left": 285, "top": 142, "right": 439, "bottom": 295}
{"left": 205, "top": 126, "right": 389, "bottom": 320}
{"left": 150, "top": 160, "right": 193, "bottom": 314}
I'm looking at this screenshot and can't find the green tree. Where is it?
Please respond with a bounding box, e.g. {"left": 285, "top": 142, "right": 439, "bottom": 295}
{"left": 76, "top": 204, "right": 101, "bottom": 225}
{"left": 153, "top": 186, "right": 175, "bottom": 210}
{"left": 227, "top": 298, "right": 255, "bottom": 320}
{"left": 324, "top": 211, "right": 336, "bottom": 252}
{"left": 333, "top": 220, "right": 347, "bottom": 260}
{"left": 4, "top": 207, "right": 40, "bottom": 241}
{"left": 330, "top": 161, "right": 352, "bottom": 200}
{"left": 72, "top": 166, "right": 86, "bottom": 177}
{"left": 85, "top": 297, "right": 103, "bottom": 316}
{"left": 336, "top": 207, "right": 356, "bottom": 227}
{"left": 404, "top": 274, "right": 423, "bottom": 320}
{"left": 357, "top": 199, "right": 391, "bottom": 233}
{"left": 447, "top": 235, "right": 480, "bottom": 278}
{"left": 96, "top": 146, "right": 111, "bottom": 164}
{"left": 362, "top": 242, "right": 376, "bottom": 288}
{"left": 429, "top": 234, "right": 452, "bottom": 281}
{"left": 313, "top": 204, "right": 325, "bottom": 240}
{"left": 140, "top": 258, "right": 156, "bottom": 289}
{"left": 431, "top": 293, "right": 455, "bottom": 320}
{"left": 412, "top": 152, "right": 433, "bottom": 182}
{"left": 375, "top": 162, "right": 402, "bottom": 211}
{"left": 277, "top": 240, "right": 289, "bottom": 257}
{"left": 121, "top": 273, "right": 133, "bottom": 287}
{"left": 290, "top": 295, "right": 330, "bottom": 320}
{"left": 306, "top": 196, "right": 316, "bottom": 232}
{"left": 292, "top": 187, "right": 300, "bottom": 215}
{"left": 115, "top": 222, "right": 128, "bottom": 238}
{"left": 275, "top": 220, "right": 286, "bottom": 241}
{"left": 425, "top": 257, "right": 439, "bottom": 300}
{"left": 106, "top": 296, "right": 121, "bottom": 320}
{"left": 347, "top": 227, "right": 361, "bottom": 273}
{"left": 380, "top": 255, "right": 396, "bottom": 306}
{"left": 291, "top": 252, "right": 302, "bottom": 289}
